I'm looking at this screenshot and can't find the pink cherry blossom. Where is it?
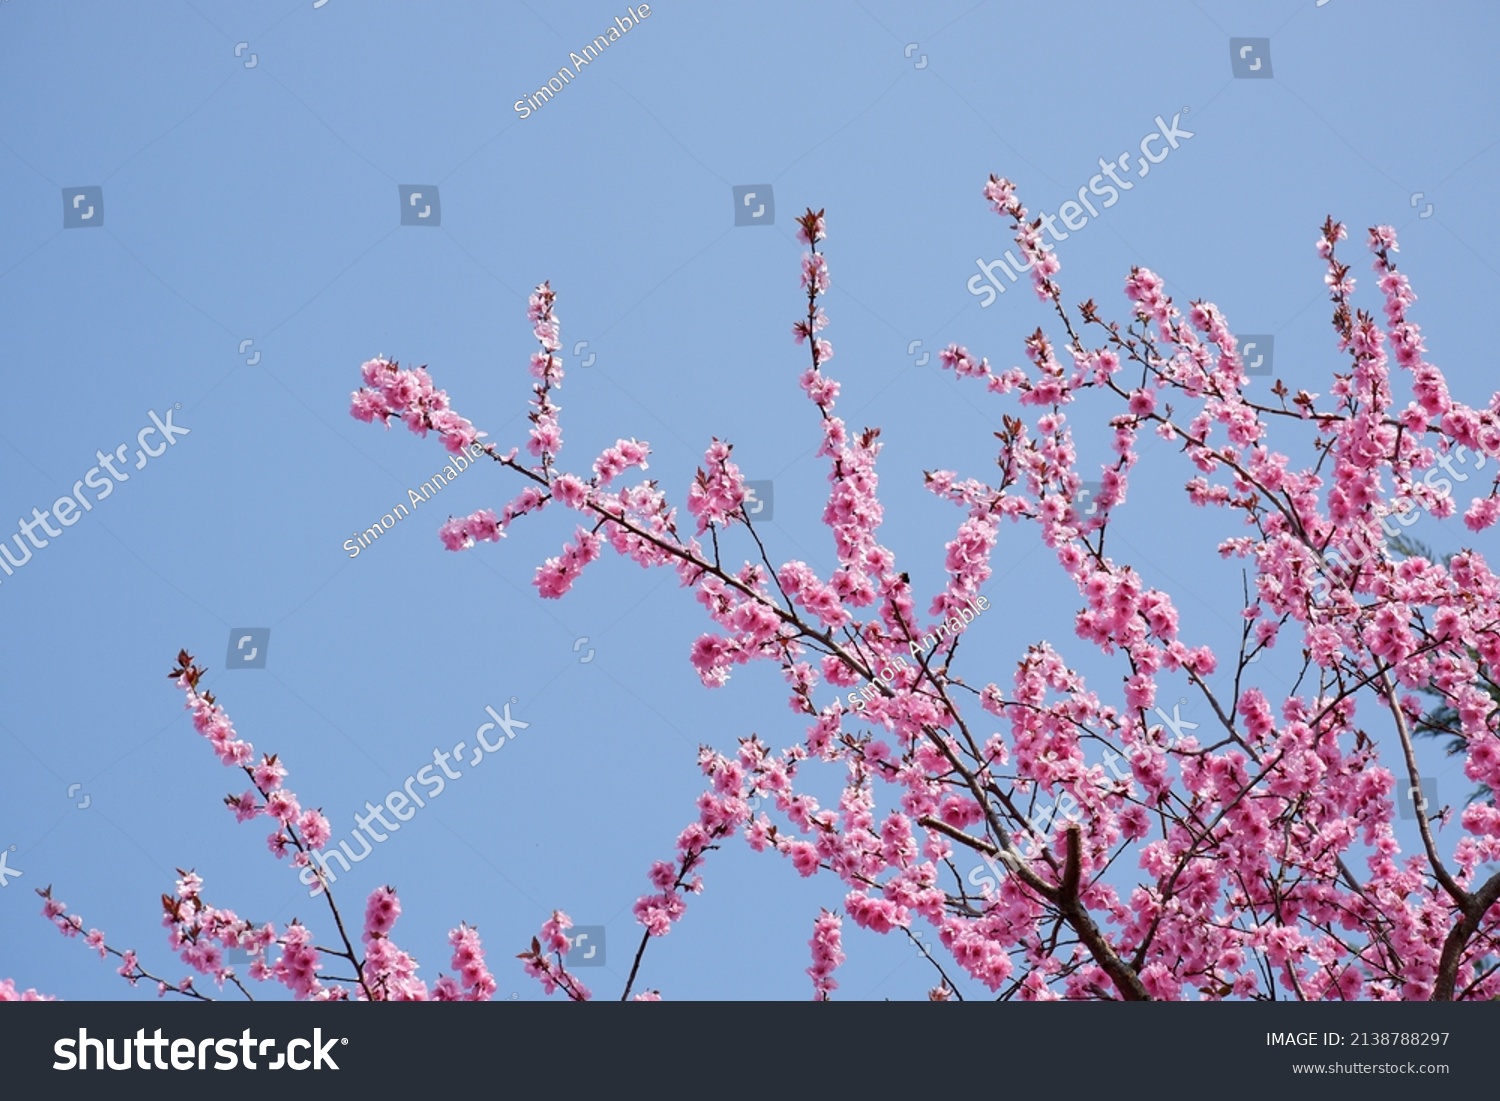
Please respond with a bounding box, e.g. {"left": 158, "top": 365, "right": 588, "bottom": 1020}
{"left": 806, "top": 910, "right": 845, "bottom": 1000}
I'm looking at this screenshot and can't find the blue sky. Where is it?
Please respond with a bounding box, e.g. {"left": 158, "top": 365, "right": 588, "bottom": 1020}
{"left": 1, "top": 0, "right": 1497, "bottom": 1001}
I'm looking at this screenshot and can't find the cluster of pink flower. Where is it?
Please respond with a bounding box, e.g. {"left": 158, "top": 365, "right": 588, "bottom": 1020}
{"left": 686, "top": 439, "right": 748, "bottom": 533}
{"left": 534, "top": 525, "right": 604, "bottom": 600}
{"left": 350, "top": 357, "right": 482, "bottom": 455}
{"left": 444, "top": 923, "right": 497, "bottom": 1001}
{"left": 634, "top": 747, "right": 743, "bottom": 935}
{"left": 176, "top": 658, "right": 334, "bottom": 878}
{"left": 525, "top": 282, "right": 564, "bottom": 462}
{"left": 806, "top": 909, "right": 844, "bottom": 1000}
{"left": 0, "top": 979, "right": 51, "bottom": 1001}
{"left": 359, "top": 886, "right": 426, "bottom": 1001}
{"left": 984, "top": 174, "right": 1060, "bottom": 301}
{"left": 163, "top": 870, "right": 275, "bottom": 989}
{"left": 438, "top": 507, "right": 502, "bottom": 551}
{"left": 518, "top": 911, "right": 593, "bottom": 1001}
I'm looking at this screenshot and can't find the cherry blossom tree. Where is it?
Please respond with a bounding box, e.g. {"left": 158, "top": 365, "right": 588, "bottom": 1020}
{"left": 10, "top": 177, "right": 1500, "bottom": 1003}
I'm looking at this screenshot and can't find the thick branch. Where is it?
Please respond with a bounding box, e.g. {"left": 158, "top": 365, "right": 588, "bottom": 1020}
{"left": 919, "top": 816, "right": 1148, "bottom": 1000}
{"left": 1378, "top": 670, "right": 1465, "bottom": 907}
{"left": 1432, "top": 868, "right": 1500, "bottom": 1001}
